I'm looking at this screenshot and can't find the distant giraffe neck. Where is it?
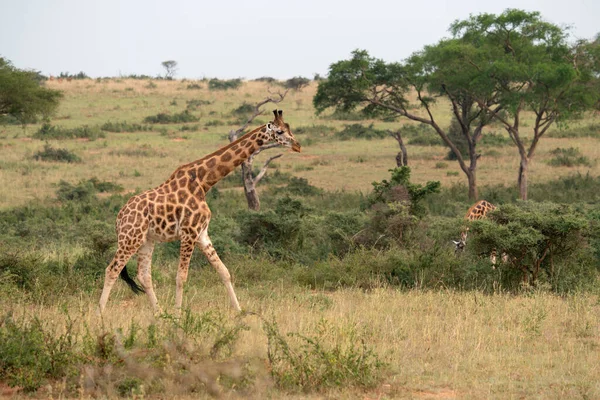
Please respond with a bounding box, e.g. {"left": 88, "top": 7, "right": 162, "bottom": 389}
{"left": 171, "top": 125, "right": 269, "bottom": 193}
{"left": 461, "top": 200, "right": 496, "bottom": 242}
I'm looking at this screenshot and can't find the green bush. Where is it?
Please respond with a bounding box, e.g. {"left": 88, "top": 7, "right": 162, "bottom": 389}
{"left": 469, "top": 201, "right": 595, "bottom": 289}
{"left": 480, "top": 131, "right": 511, "bottom": 146}
{"left": 264, "top": 318, "right": 385, "bottom": 392}
{"left": 100, "top": 120, "right": 153, "bottom": 132}
{"left": 0, "top": 315, "right": 79, "bottom": 392}
{"left": 186, "top": 99, "right": 211, "bottom": 109}
{"left": 33, "top": 144, "right": 81, "bottom": 163}
{"left": 186, "top": 83, "right": 202, "bottom": 90}
{"left": 547, "top": 123, "right": 600, "bottom": 138}
{"left": 33, "top": 123, "right": 105, "bottom": 140}
{"left": 231, "top": 102, "right": 255, "bottom": 116}
{"left": 547, "top": 147, "right": 592, "bottom": 167}
{"left": 283, "top": 76, "right": 310, "bottom": 90}
{"left": 336, "top": 123, "right": 387, "bottom": 140}
{"left": 143, "top": 110, "right": 199, "bottom": 124}
{"left": 208, "top": 78, "right": 242, "bottom": 90}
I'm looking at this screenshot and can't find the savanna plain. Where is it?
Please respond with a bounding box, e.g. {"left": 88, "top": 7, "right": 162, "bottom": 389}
{"left": 1, "top": 78, "right": 599, "bottom": 399}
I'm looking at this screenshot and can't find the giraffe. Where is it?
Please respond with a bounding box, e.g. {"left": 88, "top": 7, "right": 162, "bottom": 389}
{"left": 99, "top": 109, "right": 300, "bottom": 315}
{"left": 452, "top": 200, "right": 502, "bottom": 265}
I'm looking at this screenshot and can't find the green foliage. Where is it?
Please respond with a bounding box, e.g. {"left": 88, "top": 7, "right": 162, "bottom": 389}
{"left": 369, "top": 167, "right": 440, "bottom": 217}
{"left": 284, "top": 76, "right": 310, "bottom": 90}
{"left": 253, "top": 76, "right": 277, "bottom": 83}
{"left": 547, "top": 123, "right": 600, "bottom": 138}
{"left": 33, "top": 143, "right": 81, "bottom": 163}
{"left": 547, "top": 147, "right": 592, "bottom": 167}
{"left": 264, "top": 318, "right": 385, "bottom": 392}
{"left": 480, "top": 132, "right": 512, "bottom": 146}
{"left": 231, "top": 102, "right": 255, "bottom": 116}
{"left": 186, "top": 83, "right": 202, "bottom": 90}
{"left": 58, "top": 71, "right": 88, "bottom": 80}
{"left": 208, "top": 78, "right": 242, "bottom": 90}
{"left": 0, "top": 57, "right": 63, "bottom": 123}
{"left": 0, "top": 314, "right": 79, "bottom": 392}
{"left": 32, "top": 123, "right": 106, "bottom": 140}
{"left": 143, "top": 110, "right": 199, "bottom": 124}
{"left": 56, "top": 178, "right": 123, "bottom": 202}
{"left": 336, "top": 123, "right": 387, "bottom": 140}
{"left": 186, "top": 99, "right": 211, "bottom": 109}
{"left": 469, "top": 201, "right": 594, "bottom": 288}
{"left": 445, "top": 116, "right": 469, "bottom": 160}
{"left": 100, "top": 120, "right": 153, "bottom": 132}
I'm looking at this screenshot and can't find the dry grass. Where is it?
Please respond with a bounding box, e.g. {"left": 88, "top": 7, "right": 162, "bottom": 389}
{"left": 3, "top": 284, "right": 599, "bottom": 399}
{"left": 1, "top": 78, "right": 599, "bottom": 208}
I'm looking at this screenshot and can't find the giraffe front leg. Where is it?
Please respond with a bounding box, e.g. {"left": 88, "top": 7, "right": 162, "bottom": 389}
{"left": 137, "top": 240, "right": 161, "bottom": 314}
{"left": 197, "top": 230, "right": 241, "bottom": 312}
{"left": 175, "top": 238, "right": 195, "bottom": 317}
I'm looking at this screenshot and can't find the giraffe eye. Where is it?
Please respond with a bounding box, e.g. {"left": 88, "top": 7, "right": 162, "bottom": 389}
{"left": 276, "top": 130, "right": 284, "bottom": 135}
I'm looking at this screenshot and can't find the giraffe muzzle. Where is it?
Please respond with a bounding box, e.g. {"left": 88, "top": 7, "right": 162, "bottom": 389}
{"left": 291, "top": 140, "right": 301, "bottom": 153}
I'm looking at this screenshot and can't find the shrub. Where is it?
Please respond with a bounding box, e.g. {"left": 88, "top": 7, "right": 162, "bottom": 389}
{"left": 253, "top": 76, "right": 277, "bottom": 83}
{"left": 469, "top": 201, "right": 594, "bottom": 289}
{"left": 143, "top": 110, "right": 199, "bottom": 124}
{"left": 33, "top": 144, "right": 81, "bottom": 163}
{"left": 33, "top": 123, "right": 105, "bottom": 140}
{"left": 100, "top": 120, "right": 153, "bottom": 132}
{"left": 58, "top": 71, "right": 88, "bottom": 80}
{"left": 325, "top": 110, "right": 367, "bottom": 121}
{"left": 0, "top": 315, "right": 79, "bottom": 392}
{"left": 208, "top": 78, "right": 242, "bottom": 90}
{"left": 547, "top": 123, "right": 600, "bottom": 138}
{"left": 481, "top": 131, "right": 511, "bottom": 146}
{"left": 283, "top": 76, "right": 310, "bottom": 90}
{"left": 264, "top": 318, "right": 385, "bottom": 392}
{"left": 186, "top": 83, "right": 202, "bottom": 89}
{"left": 56, "top": 178, "right": 123, "bottom": 202}
{"left": 547, "top": 147, "right": 592, "bottom": 167}
{"left": 186, "top": 99, "right": 211, "bottom": 109}
{"left": 336, "top": 123, "right": 387, "bottom": 140}
{"left": 435, "top": 162, "right": 448, "bottom": 169}
{"left": 231, "top": 102, "right": 255, "bottom": 116}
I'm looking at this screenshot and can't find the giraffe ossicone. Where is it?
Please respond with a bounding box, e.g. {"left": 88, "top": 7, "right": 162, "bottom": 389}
{"left": 99, "top": 109, "right": 300, "bottom": 316}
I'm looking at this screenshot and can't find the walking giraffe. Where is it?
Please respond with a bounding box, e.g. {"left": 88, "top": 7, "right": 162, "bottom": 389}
{"left": 453, "top": 200, "right": 502, "bottom": 265}
{"left": 99, "top": 110, "right": 301, "bottom": 315}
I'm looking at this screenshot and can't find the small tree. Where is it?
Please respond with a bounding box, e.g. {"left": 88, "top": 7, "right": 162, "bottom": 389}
{"left": 161, "top": 60, "right": 178, "bottom": 80}
{"left": 0, "top": 57, "right": 62, "bottom": 124}
{"left": 228, "top": 90, "right": 289, "bottom": 210}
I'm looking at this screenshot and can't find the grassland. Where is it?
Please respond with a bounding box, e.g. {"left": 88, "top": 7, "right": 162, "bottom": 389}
{"left": 1, "top": 78, "right": 600, "bottom": 398}
{"left": 0, "top": 78, "right": 599, "bottom": 208}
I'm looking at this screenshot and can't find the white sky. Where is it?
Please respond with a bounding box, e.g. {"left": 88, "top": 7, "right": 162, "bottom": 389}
{"left": 1, "top": 0, "right": 598, "bottom": 79}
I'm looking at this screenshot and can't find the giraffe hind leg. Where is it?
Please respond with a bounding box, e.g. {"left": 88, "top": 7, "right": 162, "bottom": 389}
{"left": 99, "top": 242, "right": 142, "bottom": 315}
{"left": 137, "top": 240, "right": 161, "bottom": 313}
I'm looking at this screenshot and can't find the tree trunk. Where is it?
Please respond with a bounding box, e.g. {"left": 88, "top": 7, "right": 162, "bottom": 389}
{"left": 467, "top": 170, "right": 478, "bottom": 201}
{"left": 241, "top": 162, "right": 260, "bottom": 211}
{"left": 518, "top": 157, "right": 528, "bottom": 200}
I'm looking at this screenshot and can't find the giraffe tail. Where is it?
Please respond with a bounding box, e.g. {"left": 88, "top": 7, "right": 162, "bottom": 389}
{"left": 119, "top": 267, "right": 145, "bottom": 294}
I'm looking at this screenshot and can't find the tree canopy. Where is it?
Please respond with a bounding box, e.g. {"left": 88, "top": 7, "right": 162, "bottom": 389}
{"left": 0, "top": 57, "right": 62, "bottom": 124}
{"left": 314, "top": 9, "right": 600, "bottom": 200}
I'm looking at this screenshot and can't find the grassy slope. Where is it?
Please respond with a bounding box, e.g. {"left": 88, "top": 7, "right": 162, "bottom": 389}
{"left": 0, "top": 78, "right": 599, "bottom": 208}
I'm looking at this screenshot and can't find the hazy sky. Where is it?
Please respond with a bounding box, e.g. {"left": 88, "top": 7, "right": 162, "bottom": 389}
{"left": 1, "top": 0, "right": 598, "bottom": 79}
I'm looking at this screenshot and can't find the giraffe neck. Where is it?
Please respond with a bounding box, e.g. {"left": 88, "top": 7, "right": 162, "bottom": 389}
{"left": 171, "top": 124, "right": 269, "bottom": 193}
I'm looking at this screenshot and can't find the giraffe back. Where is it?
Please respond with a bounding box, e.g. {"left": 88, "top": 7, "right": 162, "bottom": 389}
{"left": 464, "top": 200, "right": 496, "bottom": 222}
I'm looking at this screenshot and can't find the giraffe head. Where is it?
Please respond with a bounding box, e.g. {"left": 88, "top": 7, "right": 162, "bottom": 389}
{"left": 265, "top": 109, "right": 301, "bottom": 152}
{"left": 452, "top": 239, "right": 466, "bottom": 254}
{"left": 452, "top": 231, "right": 468, "bottom": 254}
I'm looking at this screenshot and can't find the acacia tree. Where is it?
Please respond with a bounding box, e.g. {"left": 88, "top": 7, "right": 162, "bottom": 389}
{"left": 228, "top": 90, "right": 289, "bottom": 210}
{"left": 0, "top": 57, "right": 62, "bottom": 124}
{"left": 314, "top": 45, "right": 499, "bottom": 200}
{"left": 450, "top": 10, "right": 599, "bottom": 200}
{"left": 161, "top": 60, "right": 178, "bottom": 80}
